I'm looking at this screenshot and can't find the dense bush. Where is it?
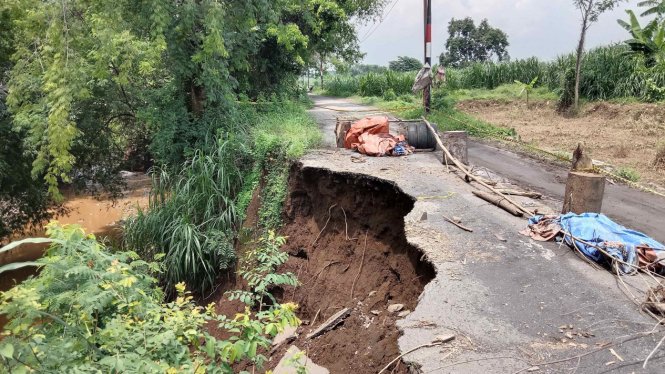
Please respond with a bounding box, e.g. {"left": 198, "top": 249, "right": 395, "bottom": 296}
{"left": 0, "top": 223, "right": 300, "bottom": 373}
{"left": 124, "top": 101, "right": 320, "bottom": 294}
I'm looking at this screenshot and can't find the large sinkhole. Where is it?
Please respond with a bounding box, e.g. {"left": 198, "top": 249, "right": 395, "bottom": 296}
{"left": 272, "top": 164, "right": 436, "bottom": 374}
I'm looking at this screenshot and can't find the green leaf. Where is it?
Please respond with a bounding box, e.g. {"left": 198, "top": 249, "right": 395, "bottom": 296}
{"left": 0, "top": 343, "right": 14, "bottom": 359}
{"left": 0, "top": 261, "right": 42, "bottom": 275}
{"left": 0, "top": 238, "right": 59, "bottom": 254}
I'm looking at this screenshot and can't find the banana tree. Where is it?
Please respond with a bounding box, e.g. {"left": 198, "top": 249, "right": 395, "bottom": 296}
{"left": 515, "top": 76, "right": 539, "bottom": 106}
{"left": 618, "top": 10, "right": 665, "bottom": 67}
{"left": 637, "top": 0, "right": 665, "bottom": 19}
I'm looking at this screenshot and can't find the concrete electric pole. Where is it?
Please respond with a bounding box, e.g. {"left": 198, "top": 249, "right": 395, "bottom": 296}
{"left": 423, "top": 0, "right": 432, "bottom": 113}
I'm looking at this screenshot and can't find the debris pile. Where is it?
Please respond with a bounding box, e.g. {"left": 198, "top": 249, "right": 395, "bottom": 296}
{"left": 522, "top": 212, "right": 665, "bottom": 275}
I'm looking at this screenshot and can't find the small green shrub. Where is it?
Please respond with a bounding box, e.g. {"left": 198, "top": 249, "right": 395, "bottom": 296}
{"left": 227, "top": 231, "right": 298, "bottom": 310}
{"left": 616, "top": 166, "right": 641, "bottom": 182}
{"left": 0, "top": 224, "right": 300, "bottom": 373}
{"left": 383, "top": 88, "right": 397, "bottom": 101}
{"left": 398, "top": 94, "right": 415, "bottom": 102}
{"left": 431, "top": 88, "right": 456, "bottom": 111}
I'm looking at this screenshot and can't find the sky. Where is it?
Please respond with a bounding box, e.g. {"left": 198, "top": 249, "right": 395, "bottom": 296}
{"left": 356, "top": 0, "right": 640, "bottom": 65}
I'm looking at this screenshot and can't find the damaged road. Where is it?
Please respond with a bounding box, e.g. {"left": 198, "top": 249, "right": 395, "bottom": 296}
{"left": 299, "top": 95, "right": 665, "bottom": 373}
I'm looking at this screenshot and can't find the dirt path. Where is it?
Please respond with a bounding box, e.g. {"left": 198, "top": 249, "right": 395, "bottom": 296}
{"left": 304, "top": 95, "right": 665, "bottom": 373}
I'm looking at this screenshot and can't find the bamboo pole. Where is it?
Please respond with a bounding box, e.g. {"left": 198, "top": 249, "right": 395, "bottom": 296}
{"left": 422, "top": 117, "right": 533, "bottom": 217}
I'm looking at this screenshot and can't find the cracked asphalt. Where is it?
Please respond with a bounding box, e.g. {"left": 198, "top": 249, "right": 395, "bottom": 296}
{"left": 305, "top": 95, "right": 665, "bottom": 373}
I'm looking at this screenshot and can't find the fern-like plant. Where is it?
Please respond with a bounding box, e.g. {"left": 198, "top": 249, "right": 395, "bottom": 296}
{"left": 227, "top": 231, "right": 299, "bottom": 310}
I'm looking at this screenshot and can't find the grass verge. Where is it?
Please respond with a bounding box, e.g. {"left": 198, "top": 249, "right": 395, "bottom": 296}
{"left": 124, "top": 99, "right": 321, "bottom": 294}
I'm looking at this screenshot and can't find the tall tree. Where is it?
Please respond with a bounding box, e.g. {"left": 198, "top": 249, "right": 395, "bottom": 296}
{"left": 438, "top": 18, "right": 509, "bottom": 68}
{"left": 571, "top": 0, "right": 624, "bottom": 110}
{"left": 2, "top": 0, "right": 386, "bottom": 199}
{"left": 389, "top": 56, "right": 422, "bottom": 72}
{"left": 0, "top": 8, "right": 56, "bottom": 239}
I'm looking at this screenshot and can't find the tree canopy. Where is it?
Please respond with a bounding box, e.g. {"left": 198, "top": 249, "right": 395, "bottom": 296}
{"left": 1, "top": 0, "right": 386, "bottom": 200}
{"left": 389, "top": 56, "right": 422, "bottom": 72}
{"left": 438, "top": 18, "right": 509, "bottom": 68}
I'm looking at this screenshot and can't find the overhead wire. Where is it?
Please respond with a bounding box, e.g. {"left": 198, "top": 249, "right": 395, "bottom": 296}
{"left": 358, "top": 0, "right": 401, "bottom": 43}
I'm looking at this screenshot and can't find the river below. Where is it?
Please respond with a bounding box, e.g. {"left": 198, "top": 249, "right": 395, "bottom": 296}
{"left": 0, "top": 173, "right": 150, "bottom": 326}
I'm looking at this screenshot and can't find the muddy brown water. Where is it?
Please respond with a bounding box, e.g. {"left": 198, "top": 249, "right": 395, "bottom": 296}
{"left": 0, "top": 175, "right": 150, "bottom": 328}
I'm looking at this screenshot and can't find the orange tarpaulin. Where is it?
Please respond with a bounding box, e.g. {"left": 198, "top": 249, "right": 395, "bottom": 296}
{"left": 344, "top": 116, "right": 390, "bottom": 149}
{"left": 344, "top": 116, "right": 409, "bottom": 156}
{"left": 356, "top": 132, "right": 405, "bottom": 156}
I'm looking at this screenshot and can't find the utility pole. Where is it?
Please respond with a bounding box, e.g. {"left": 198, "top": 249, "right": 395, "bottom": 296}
{"left": 423, "top": 0, "right": 432, "bottom": 113}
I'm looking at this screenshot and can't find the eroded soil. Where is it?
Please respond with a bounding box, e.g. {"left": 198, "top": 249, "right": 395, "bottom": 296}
{"left": 210, "top": 165, "right": 436, "bottom": 373}
{"left": 456, "top": 99, "right": 665, "bottom": 187}
{"left": 270, "top": 165, "right": 435, "bottom": 373}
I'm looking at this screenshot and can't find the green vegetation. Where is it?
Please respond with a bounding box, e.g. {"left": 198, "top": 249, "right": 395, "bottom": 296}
{"left": 359, "top": 71, "right": 414, "bottom": 97}
{"left": 616, "top": 166, "right": 641, "bottom": 182}
{"left": 123, "top": 138, "right": 243, "bottom": 295}
{"left": 439, "top": 17, "right": 510, "bottom": 67}
{"left": 388, "top": 56, "right": 422, "bottom": 72}
{"left": 571, "top": 0, "right": 624, "bottom": 110}
{"left": 0, "top": 0, "right": 385, "bottom": 236}
{"left": 227, "top": 231, "right": 298, "bottom": 309}
{"left": 449, "top": 83, "right": 558, "bottom": 102}
{"left": 514, "top": 77, "right": 540, "bottom": 106}
{"left": 326, "top": 43, "right": 665, "bottom": 104}
{"left": 124, "top": 101, "right": 320, "bottom": 294}
{"left": 0, "top": 224, "right": 300, "bottom": 373}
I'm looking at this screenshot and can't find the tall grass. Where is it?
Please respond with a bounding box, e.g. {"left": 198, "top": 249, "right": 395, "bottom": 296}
{"left": 124, "top": 100, "right": 321, "bottom": 294}
{"left": 124, "top": 138, "right": 244, "bottom": 295}
{"left": 327, "top": 45, "right": 665, "bottom": 102}
{"left": 324, "top": 71, "right": 415, "bottom": 98}
{"left": 448, "top": 45, "right": 665, "bottom": 102}
{"left": 325, "top": 75, "right": 360, "bottom": 97}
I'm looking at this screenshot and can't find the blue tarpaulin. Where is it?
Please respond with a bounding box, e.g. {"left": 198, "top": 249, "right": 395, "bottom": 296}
{"left": 528, "top": 213, "right": 665, "bottom": 274}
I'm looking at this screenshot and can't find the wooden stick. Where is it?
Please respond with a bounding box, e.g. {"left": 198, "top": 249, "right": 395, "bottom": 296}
{"left": 643, "top": 333, "right": 665, "bottom": 368}
{"left": 422, "top": 118, "right": 533, "bottom": 217}
{"left": 496, "top": 189, "right": 543, "bottom": 199}
{"left": 472, "top": 190, "right": 523, "bottom": 217}
{"left": 442, "top": 214, "right": 473, "bottom": 232}
{"left": 311, "top": 308, "right": 321, "bottom": 327}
